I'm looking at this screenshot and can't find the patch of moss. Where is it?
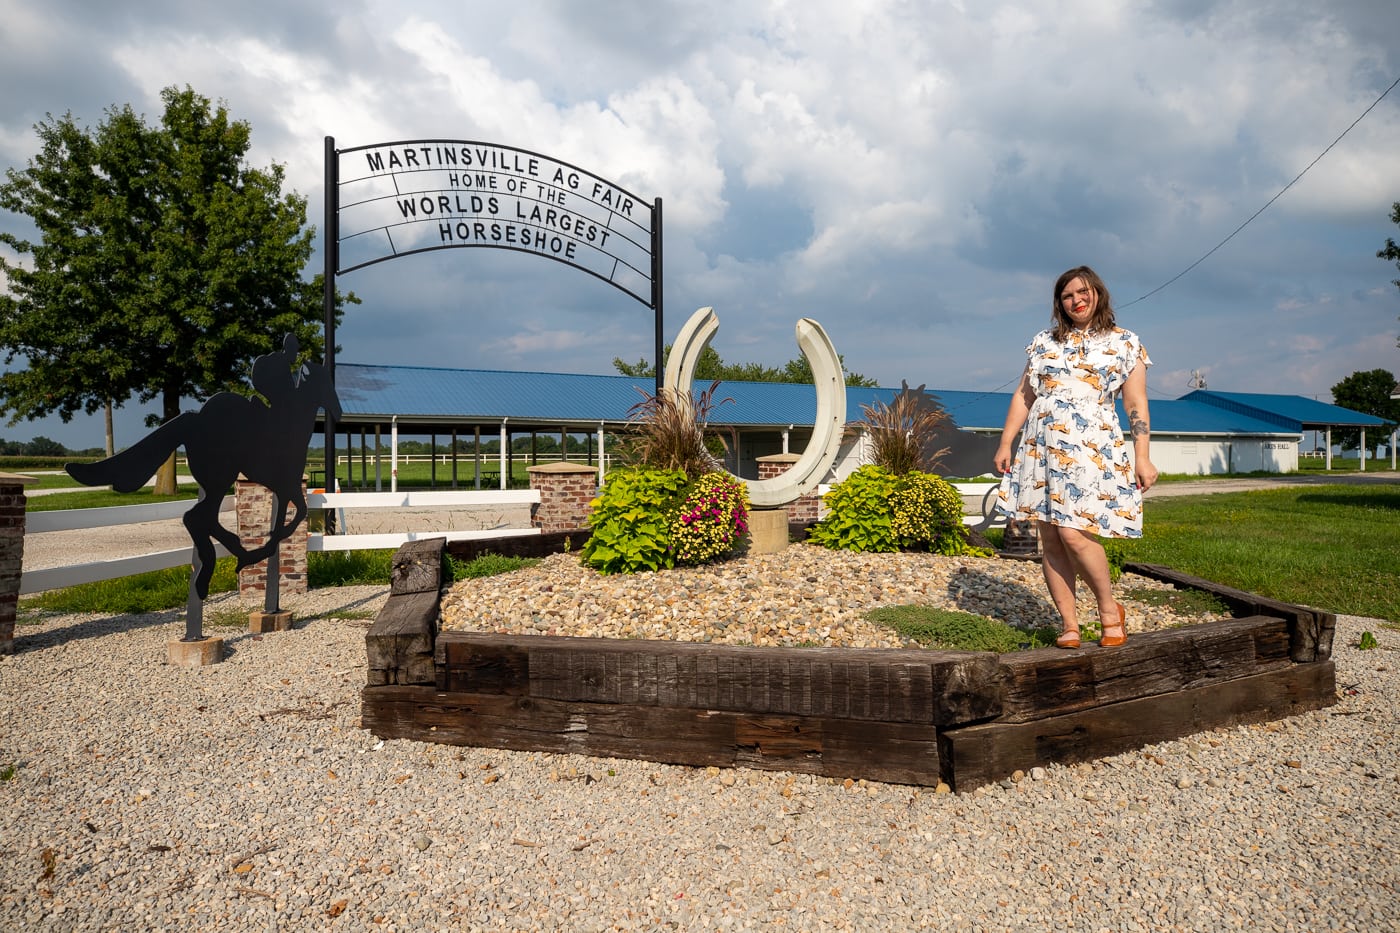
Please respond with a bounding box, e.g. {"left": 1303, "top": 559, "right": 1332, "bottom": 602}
{"left": 866, "top": 604, "right": 1058, "bottom": 652}
{"left": 1120, "top": 586, "right": 1229, "bottom": 618}
{"left": 447, "top": 553, "right": 541, "bottom": 581}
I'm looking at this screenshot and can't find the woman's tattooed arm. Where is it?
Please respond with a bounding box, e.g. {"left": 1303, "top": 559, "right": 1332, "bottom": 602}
{"left": 1128, "top": 407, "right": 1149, "bottom": 437}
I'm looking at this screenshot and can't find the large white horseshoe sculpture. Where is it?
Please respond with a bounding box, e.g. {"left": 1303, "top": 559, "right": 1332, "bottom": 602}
{"left": 663, "top": 307, "right": 846, "bottom": 508}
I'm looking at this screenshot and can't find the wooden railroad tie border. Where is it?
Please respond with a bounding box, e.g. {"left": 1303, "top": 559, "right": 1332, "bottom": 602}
{"left": 362, "top": 538, "right": 1339, "bottom": 791}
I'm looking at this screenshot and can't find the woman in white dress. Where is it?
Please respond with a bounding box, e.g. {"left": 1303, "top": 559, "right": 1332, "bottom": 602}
{"left": 993, "top": 266, "right": 1159, "bottom": 648}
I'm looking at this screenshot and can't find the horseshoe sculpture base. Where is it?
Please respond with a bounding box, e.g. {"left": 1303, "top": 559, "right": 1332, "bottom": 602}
{"left": 746, "top": 507, "right": 791, "bottom": 555}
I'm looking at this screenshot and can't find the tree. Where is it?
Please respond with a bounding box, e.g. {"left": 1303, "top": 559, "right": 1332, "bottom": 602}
{"left": 0, "top": 85, "right": 354, "bottom": 493}
{"left": 1330, "top": 368, "right": 1400, "bottom": 451}
{"left": 613, "top": 345, "right": 879, "bottom": 387}
{"left": 1380, "top": 201, "right": 1400, "bottom": 349}
{"left": 24, "top": 435, "right": 66, "bottom": 457}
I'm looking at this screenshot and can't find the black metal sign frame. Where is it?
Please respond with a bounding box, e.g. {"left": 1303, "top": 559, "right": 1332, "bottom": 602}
{"left": 321, "top": 136, "right": 664, "bottom": 485}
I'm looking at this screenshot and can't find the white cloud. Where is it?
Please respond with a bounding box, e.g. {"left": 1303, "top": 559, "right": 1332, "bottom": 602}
{"left": 3, "top": 0, "right": 1400, "bottom": 449}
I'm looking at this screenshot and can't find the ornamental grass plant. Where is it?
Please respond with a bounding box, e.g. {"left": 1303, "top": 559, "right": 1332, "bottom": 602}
{"left": 620, "top": 379, "right": 731, "bottom": 478}
{"left": 859, "top": 381, "right": 951, "bottom": 475}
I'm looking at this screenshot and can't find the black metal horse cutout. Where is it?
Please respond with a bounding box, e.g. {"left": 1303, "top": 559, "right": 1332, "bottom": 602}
{"left": 66, "top": 335, "right": 342, "bottom": 641}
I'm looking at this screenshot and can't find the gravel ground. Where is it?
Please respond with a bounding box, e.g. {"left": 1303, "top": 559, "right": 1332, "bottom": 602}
{"left": 2, "top": 551, "right": 1397, "bottom": 931}
{"left": 442, "top": 547, "right": 1227, "bottom": 645}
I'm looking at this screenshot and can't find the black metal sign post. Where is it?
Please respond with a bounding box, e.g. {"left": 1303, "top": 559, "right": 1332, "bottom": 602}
{"left": 323, "top": 136, "right": 339, "bottom": 512}
{"left": 321, "top": 137, "right": 665, "bottom": 488}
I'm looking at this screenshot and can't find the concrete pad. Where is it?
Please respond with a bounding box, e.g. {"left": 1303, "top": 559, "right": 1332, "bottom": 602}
{"left": 249, "top": 610, "right": 294, "bottom": 633}
{"left": 168, "top": 637, "right": 223, "bottom": 666}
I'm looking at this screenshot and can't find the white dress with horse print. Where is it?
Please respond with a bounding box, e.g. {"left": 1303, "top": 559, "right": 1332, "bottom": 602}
{"left": 997, "top": 326, "right": 1151, "bottom": 539}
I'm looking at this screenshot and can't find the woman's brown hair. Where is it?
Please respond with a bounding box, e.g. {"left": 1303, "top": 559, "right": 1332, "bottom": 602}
{"left": 1050, "top": 265, "right": 1116, "bottom": 341}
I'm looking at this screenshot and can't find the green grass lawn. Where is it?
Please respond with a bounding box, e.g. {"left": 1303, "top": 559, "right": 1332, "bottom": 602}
{"left": 1110, "top": 484, "right": 1400, "bottom": 622}
{"left": 1295, "top": 456, "right": 1396, "bottom": 474}
{"left": 25, "top": 484, "right": 208, "bottom": 512}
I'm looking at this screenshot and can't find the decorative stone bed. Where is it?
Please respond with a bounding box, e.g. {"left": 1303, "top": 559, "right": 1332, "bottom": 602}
{"left": 360, "top": 537, "right": 1336, "bottom": 792}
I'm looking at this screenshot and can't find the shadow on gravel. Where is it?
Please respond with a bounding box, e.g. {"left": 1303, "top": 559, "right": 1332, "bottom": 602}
{"left": 12, "top": 607, "right": 180, "bottom": 652}
{"left": 12, "top": 587, "right": 386, "bottom": 654}
{"left": 944, "top": 563, "right": 1060, "bottom": 627}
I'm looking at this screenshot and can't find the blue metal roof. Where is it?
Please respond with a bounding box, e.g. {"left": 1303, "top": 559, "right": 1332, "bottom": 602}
{"left": 337, "top": 364, "right": 647, "bottom": 423}
{"left": 1180, "top": 390, "right": 1389, "bottom": 429}
{"left": 336, "top": 364, "right": 1301, "bottom": 437}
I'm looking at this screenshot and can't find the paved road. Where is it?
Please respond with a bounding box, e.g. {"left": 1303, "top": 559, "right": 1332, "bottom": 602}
{"left": 1145, "top": 470, "right": 1400, "bottom": 497}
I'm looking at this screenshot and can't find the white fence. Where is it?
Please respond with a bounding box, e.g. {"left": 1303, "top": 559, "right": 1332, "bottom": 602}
{"left": 21, "top": 497, "right": 235, "bottom": 595}
{"left": 306, "top": 489, "right": 541, "bottom": 551}
{"left": 21, "top": 489, "right": 542, "bottom": 595}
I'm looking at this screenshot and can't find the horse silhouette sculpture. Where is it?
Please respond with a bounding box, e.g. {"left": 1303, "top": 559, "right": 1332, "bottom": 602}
{"left": 66, "top": 335, "right": 341, "bottom": 640}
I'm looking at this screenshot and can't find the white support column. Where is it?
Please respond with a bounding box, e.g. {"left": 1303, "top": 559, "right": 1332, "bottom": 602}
{"left": 1392, "top": 427, "right": 1397, "bottom": 471}
{"left": 1326, "top": 427, "right": 1332, "bottom": 471}
{"left": 597, "top": 423, "right": 607, "bottom": 486}
{"left": 1360, "top": 428, "right": 1367, "bottom": 472}
{"left": 390, "top": 416, "right": 399, "bottom": 493}
{"left": 374, "top": 424, "right": 383, "bottom": 491}
{"left": 499, "top": 419, "right": 508, "bottom": 490}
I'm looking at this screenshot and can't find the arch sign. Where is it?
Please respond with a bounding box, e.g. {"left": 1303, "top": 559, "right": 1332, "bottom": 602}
{"left": 319, "top": 136, "right": 664, "bottom": 477}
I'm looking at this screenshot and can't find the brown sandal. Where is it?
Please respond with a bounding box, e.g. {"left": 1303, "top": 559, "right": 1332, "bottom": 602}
{"left": 1056, "top": 627, "right": 1081, "bottom": 649}
{"left": 1099, "top": 601, "right": 1128, "bottom": 647}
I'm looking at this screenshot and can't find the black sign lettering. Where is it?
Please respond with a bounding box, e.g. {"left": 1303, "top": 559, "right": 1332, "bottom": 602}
{"left": 337, "top": 139, "right": 654, "bottom": 303}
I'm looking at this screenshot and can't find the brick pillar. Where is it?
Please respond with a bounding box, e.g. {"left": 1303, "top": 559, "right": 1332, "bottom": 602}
{"left": 0, "top": 474, "right": 36, "bottom": 655}
{"left": 755, "top": 454, "right": 820, "bottom": 523}
{"left": 236, "top": 478, "right": 309, "bottom": 600}
{"left": 528, "top": 462, "right": 598, "bottom": 534}
{"left": 1000, "top": 518, "right": 1040, "bottom": 557}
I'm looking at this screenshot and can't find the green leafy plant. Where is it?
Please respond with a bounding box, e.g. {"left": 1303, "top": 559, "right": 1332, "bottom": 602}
{"left": 889, "top": 471, "right": 981, "bottom": 556}
{"left": 580, "top": 467, "right": 689, "bottom": 574}
{"left": 809, "top": 465, "right": 980, "bottom": 556}
{"left": 1102, "top": 539, "right": 1129, "bottom": 583}
{"left": 866, "top": 604, "right": 1058, "bottom": 652}
{"left": 670, "top": 472, "right": 749, "bottom": 565}
{"left": 1359, "top": 631, "right": 1378, "bottom": 650}
{"left": 0, "top": 762, "right": 17, "bottom": 782}
{"left": 807, "top": 465, "right": 900, "bottom": 552}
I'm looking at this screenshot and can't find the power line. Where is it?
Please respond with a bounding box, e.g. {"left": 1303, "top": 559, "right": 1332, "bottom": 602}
{"left": 958, "top": 75, "right": 1399, "bottom": 404}
{"left": 1121, "top": 73, "right": 1400, "bottom": 309}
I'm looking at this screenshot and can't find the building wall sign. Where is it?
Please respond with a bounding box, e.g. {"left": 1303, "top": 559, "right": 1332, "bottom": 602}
{"left": 335, "top": 139, "right": 657, "bottom": 305}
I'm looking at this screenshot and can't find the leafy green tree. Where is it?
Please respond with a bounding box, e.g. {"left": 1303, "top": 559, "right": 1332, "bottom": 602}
{"left": 24, "top": 435, "right": 67, "bottom": 457}
{"left": 1380, "top": 201, "right": 1400, "bottom": 348}
{"left": 1330, "top": 368, "right": 1400, "bottom": 451}
{"left": 0, "top": 85, "right": 354, "bottom": 493}
{"left": 613, "top": 344, "right": 878, "bottom": 387}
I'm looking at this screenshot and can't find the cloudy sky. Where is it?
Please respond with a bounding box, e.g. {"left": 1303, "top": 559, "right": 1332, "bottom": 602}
{"left": 3, "top": 0, "right": 1399, "bottom": 449}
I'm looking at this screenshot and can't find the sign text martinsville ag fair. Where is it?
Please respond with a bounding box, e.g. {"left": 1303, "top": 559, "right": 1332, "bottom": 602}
{"left": 334, "top": 140, "right": 657, "bottom": 305}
